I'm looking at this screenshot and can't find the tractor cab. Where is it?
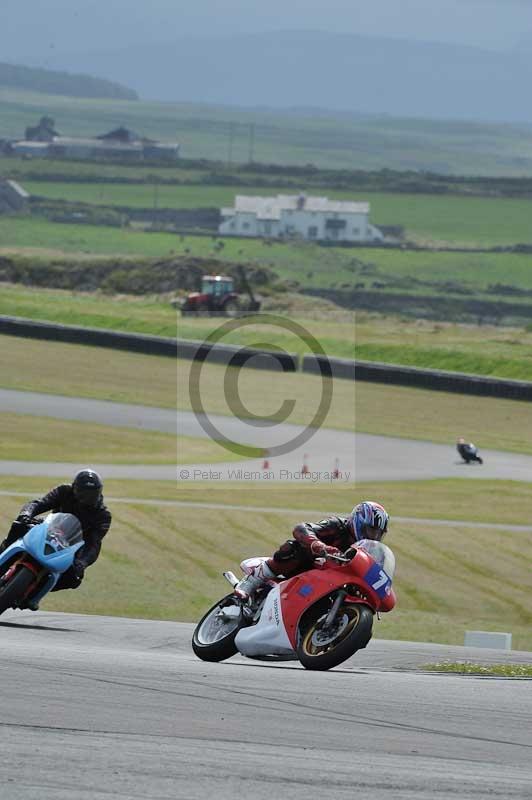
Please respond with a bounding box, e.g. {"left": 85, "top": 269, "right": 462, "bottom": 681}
{"left": 202, "top": 275, "right": 234, "bottom": 297}
{"left": 179, "top": 269, "right": 260, "bottom": 318}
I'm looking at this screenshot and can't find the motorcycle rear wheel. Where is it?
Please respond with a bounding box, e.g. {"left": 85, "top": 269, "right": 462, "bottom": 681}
{"left": 297, "top": 603, "right": 374, "bottom": 671}
{"left": 0, "top": 565, "right": 36, "bottom": 615}
{"left": 192, "top": 594, "right": 246, "bottom": 662}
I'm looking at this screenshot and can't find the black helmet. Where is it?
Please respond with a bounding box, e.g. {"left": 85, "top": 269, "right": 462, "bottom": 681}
{"left": 72, "top": 469, "right": 103, "bottom": 507}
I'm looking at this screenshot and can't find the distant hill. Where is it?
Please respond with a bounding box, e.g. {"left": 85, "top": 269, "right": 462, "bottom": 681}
{"left": 0, "top": 62, "right": 138, "bottom": 101}
{"left": 33, "top": 30, "right": 532, "bottom": 124}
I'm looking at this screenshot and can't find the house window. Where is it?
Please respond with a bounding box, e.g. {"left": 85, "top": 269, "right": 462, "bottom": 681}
{"left": 308, "top": 226, "right": 318, "bottom": 238}
{"left": 264, "top": 221, "right": 272, "bottom": 235}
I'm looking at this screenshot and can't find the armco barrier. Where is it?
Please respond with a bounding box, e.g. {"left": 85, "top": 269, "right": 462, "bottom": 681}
{"left": 178, "top": 337, "right": 297, "bottom": 371}
{"left": 303, "top": 354, "right": 355, "bottom": 381}
{"left": 3, "top": 315, "right": 532, "bottom": 397}
{"left": 0, "top": 315, "right": 177, "bottom": 357}
{"left": 353, "top": 360, "right": 532, "bottom": 401}
{"left": 0, "top": 316, "right": 297, "bottom": 373}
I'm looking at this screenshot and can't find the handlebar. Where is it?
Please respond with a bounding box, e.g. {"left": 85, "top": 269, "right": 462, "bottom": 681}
{"left": 323, "top": 547, "right": 357, "bottom": 564}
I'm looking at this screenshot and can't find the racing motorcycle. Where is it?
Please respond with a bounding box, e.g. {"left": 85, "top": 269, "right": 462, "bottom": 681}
{"left": 0, "top": 513, "right": 84, "bottom": 615}
{"left": 457, "top": 443, "right": 483, "bottom": 465}
{"left": 192, "top": 539, "right": 396, "bottom": 670}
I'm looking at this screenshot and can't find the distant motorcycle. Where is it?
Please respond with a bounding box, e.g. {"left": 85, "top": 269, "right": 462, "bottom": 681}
{"left": 0, "top": 513, "right": 84, "bottom": 615}
{"left": 457, "top": 441, "right": 483, "bottom": 464}
{"left": 192, "top": 539, "right": 396, "bottom": 671}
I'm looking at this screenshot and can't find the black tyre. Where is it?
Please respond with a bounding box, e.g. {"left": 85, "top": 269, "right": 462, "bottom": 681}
{"left": 296, "top": 603, "right": 374, "bottom": 671}
{"left": 223, "top": 299, "right": 240, "bottom": 318}
{"left": 0, "top": 565, "right": 36, "bottom": 615}
{"left": 192, "top": 595, "right": 246, "bottom": 662}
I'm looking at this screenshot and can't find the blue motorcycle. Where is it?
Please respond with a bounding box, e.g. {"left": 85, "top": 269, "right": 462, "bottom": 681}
{"left": 0, "top": 513, "right": 84, "bottom": 614}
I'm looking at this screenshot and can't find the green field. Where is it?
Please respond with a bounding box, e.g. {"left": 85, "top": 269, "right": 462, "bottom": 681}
{"left": 0, "top": 477, "right": 530, "bottom": 649}
{"left": 3, "top": 283, "right": 532, "bottom": 380}
{"left": 22, "top": 181, "right": 532, "bottom": 247}
{"left": 3, "top": 217, "right": 532, "bottom": 297}
{"left": 3, "top": 86, "right": 532, "bottom": 175}
{"left": 0, "top": 284, "right": 355, "bottom": 359}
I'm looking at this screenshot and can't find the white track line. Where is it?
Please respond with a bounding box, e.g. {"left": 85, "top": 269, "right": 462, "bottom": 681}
{"left": 1, "top": 490, "right": 531, "bottom": 531}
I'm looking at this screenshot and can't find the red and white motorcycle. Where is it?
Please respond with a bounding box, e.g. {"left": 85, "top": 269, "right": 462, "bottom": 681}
{"left": 192, "top": 540, "right": 396, "bottom": 670}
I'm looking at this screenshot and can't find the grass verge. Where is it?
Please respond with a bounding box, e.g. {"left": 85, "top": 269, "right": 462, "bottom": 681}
{"left": 0, "top": 476, "right": 531, "bottom": 650}
{"left": 2, "top": 335, "right": 532, "bottom": 451}
{"left": 422, "top": 663, "right": 532, "bottom": 677}
{"left": 4, "top": 282, "right": 532, "bottom": 380}
{"left": 0, "top": 413, "right": 240, "bottom": 465}
{"left": 0, "top": 283, "right": 355, "bottom": 359}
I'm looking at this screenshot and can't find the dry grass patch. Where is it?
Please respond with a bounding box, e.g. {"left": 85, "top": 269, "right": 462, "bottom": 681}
{"left": 355, "top": 381, "right": 532, "bottom": 454}
{"left": 1, "top": 482, "right": 530, "bottom": 650}
{"left": 0, "top": 413, "right": 239, "bottom": 465}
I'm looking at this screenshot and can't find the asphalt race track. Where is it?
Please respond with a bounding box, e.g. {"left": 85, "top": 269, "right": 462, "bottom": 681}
{"left": 2, "top": 388, "right": 532, "bottom": 799}
{"left": 2, "top": 388, "right": 532, "bottom": 481}
{"left": 0, "top": 611, "right": 531, "bottom": 800}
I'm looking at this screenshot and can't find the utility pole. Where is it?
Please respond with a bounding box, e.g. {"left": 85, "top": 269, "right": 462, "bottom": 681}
{"left": 248, "top": 123, "right": 255, "bottom": 164}
{"left": 227, "top": 122, "right": 235, "bottom": 166}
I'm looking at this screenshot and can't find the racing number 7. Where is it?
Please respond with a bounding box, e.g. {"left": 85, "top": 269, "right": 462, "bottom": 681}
{"left": 371, "top": 570, "right": 388, "bottom": 590}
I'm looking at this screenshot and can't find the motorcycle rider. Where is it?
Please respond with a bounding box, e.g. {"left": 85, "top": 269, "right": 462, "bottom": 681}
{"left": 0, "top": 469, "right": 111, "bottom": 606}
{"left": 235, "top": 500, "right": 389, "bottom": 600}
{"left": 456, "top": 437, "right": 483, "bottom": 464}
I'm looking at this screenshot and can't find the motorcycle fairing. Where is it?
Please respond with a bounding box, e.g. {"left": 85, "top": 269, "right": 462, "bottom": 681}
{"left": 0, "top": 514, "right": 84, "bottom": 603}
{"left": 235, "top": 585, "right": 295, "bottom": 657}
{"left": 363, "top": 561, "right": 392, "bottom": 600}
{"left": 279, "top": 549, "right": 396, "bottom": 648}
{"left": 22, "top": 522, "right": 83, "bottom": 573}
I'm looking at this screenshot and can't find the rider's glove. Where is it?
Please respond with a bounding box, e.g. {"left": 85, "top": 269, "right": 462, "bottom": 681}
{"left": 17, "top": 514, "right": 32, "bottom": 526}
{"left": 72, "top": 560, "right": 85, "bottom": 581}
{"left": 310, "top": 541, "right": 340, "bottom": 558}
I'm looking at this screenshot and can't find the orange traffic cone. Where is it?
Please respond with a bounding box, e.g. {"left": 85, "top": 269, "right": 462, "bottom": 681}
{"left": 301, "top": 454, "right": 310, "bottom": 475}
{"left": 262, "top": 450, "right": 270, "bottom": 470}
{"left": 332, "top": 458, "right": 340, "bottom": 480}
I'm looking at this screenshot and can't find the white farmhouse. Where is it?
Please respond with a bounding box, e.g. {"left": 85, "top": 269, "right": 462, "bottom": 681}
{"left": 219, "top": 194, "right": 383, "bottom": 242}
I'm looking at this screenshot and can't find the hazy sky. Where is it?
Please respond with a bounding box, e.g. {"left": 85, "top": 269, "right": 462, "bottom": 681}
{"left": 1, "top": 0, "right": 532, "bottom": 61}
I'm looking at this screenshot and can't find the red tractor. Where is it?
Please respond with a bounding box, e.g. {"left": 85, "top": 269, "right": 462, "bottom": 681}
{"left": 180, "top": 271, "right": 261, "bottom": 318}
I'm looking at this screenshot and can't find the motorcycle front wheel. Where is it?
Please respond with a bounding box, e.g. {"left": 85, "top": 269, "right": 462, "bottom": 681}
{"left": 192, "top": 594, "right": 246, "bottom": 662}
{"left": 0, "top": 565, "right": 36, "bottom": 615}
{"left": 296, "top": 603, "right": 374, "bottom": 671}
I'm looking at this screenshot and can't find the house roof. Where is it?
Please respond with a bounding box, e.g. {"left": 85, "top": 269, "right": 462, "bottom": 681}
{"left": 50, "top": 137, "right": 143, "bottom": 150}
{"left": 97, "top": 126, "right": 142, "bottom": 143}
{"left": 230, "top": 194, "right": 369, "bottom": 220}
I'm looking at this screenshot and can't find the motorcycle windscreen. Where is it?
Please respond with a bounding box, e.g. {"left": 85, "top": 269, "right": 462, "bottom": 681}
{"left": 356, "top": 539, "right": 396, "bottom": 580}
{"left": 44, "top": 513, "right": 83, "bottom": 547}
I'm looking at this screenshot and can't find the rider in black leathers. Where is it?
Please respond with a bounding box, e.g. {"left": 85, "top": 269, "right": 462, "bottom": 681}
{"left": 456, "top": 438, "right": 483, "bottom": 464}
{"left": 0, "top": 469, "right": 112, "bottom": 594}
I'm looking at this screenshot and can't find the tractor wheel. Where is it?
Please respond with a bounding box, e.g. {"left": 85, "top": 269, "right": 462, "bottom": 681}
{"left": 223, "top": 299, "right": 240, "bottom": 318}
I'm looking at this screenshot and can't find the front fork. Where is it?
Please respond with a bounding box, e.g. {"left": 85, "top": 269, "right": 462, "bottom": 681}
{"left": 323, "top": 590, "right": 347, "bottom": 629}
